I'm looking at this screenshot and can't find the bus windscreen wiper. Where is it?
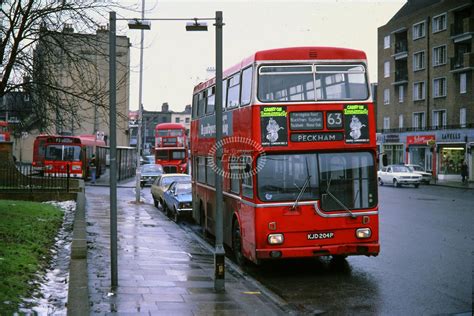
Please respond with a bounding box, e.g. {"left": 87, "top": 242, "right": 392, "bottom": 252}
{"left": 291, "top": 158, "right": 311, "bottom": 211}
{"left": 325, "top": 176, "right": 355, "bottom": 218}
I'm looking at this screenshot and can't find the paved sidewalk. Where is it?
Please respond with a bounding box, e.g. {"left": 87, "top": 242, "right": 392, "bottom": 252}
{"left": 85, "top": 185, "right": 288, "bottom": 315}
{"left": 431, "top": 179, "right": 474, "bottom": 190}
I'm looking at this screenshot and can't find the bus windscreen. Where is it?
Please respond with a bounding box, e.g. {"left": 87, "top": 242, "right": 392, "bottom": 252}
{"left": 45, "top": 145, "right": 81, "bottom": 161}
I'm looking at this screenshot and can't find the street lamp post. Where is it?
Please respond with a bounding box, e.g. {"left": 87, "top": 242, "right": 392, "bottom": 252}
{"left": 135, "top": 0, "right": 146, "bottom": 204}
{"left": 109, "top": 11, "right": 224, "bottom": 291}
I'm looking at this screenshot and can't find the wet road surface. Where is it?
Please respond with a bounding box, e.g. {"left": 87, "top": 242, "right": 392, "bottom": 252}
{"left": 142, "top": 184, "right": 473, "bottom": 315}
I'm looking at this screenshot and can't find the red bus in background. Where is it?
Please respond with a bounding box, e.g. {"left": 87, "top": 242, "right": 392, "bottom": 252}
{"left": 36, "top": 135, "right": 106, "bottom": 178}
{"left": 0, "top": 121, "right": 11, "bottom": 142}
{"left": 191, "top": 47, "right": 379, "bottom": 265}
{"left": 154, "top": 123, "right": 188, "bottom": 173}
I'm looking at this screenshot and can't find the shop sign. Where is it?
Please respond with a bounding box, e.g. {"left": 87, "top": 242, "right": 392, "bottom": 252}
{"left": 384, "top": 134, "right": 400, "bottom": 143}
{"left": 440, "top": 132, "right": 462, "bottom": 141}
{"left": 407, "top": 135, "right": 435, "bottom": 145}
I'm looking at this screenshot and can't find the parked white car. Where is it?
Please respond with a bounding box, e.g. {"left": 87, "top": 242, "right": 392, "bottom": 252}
{"left": 405, "top": 164, "right": 432, "bottom": 184}
{"left": 378, "top": 165, "right": 422, "bottom": 188}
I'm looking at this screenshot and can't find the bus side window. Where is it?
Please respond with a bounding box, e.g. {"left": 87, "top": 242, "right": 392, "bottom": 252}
{"left": 192, "top": 94, "right": 198, "bottom": 119}
{"left": 207, "top": 86, "right": 215, "bottom": 114}
{"left": 230, "top": 157, "right": 240, "bottom": 194}
{"left": 197, "top": 156, "right": 206, "bottom": 183}
{"left": 222, "top": 78, "right": 228, "bottom": 109}
{"left": 206, "top": 157, "right": 215, "bottom": 187}
{"left": 227, "top": 73, "right": 240, "bottom": 108}
{"left": 240, "top": 66, "right": 253, "bottom": 106}
{"left": 242, "top": 156, "right": 253, "bottom": 198}
{"left": 198, "top": 91, "right": 207, "bottom": 117}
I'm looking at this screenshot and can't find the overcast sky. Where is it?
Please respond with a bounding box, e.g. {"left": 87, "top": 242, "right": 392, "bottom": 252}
{"left": 117, "top": 0, "right": 406, "bottom": 112}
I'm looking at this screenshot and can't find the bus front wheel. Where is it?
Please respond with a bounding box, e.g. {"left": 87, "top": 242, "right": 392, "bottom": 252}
{"left": 232, "top": 218, "right": 246, "bottom": 267}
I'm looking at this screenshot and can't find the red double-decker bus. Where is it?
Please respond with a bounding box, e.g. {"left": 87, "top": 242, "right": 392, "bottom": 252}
{"left": 154, "top": 123, "right": 188, "bottom": 173}
{"left": 0, "top": 121, "right": 10, "bottom": 142}
{"left": 191, "top": 47, "right": 379, "bottom": 265}
{"left": 36, "top": 135, "right": 106, "bottom": 178}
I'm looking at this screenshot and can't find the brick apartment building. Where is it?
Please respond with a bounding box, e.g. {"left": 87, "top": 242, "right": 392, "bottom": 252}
{"left": 377, "top": 0, "right": 473, "bottom": 181}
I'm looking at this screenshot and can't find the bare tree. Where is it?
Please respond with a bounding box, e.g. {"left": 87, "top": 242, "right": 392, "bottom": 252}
{"left": 1, "top": 0, "right": 132, "bottom": 138}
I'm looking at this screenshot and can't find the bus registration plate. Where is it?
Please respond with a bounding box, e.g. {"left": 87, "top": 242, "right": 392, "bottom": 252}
{"left": 307, "top": 232, "right": 334, "bottom": 240}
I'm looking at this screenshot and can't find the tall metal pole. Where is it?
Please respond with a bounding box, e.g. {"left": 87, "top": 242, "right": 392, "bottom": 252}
{"left": 214, "top": 10, "right": 225, "bottom": 292}
{"left": 135, "top": 0, "right": 146, "bottom": 203}
{"left": 109, "top": 11, "right": 118, "bottom": 288}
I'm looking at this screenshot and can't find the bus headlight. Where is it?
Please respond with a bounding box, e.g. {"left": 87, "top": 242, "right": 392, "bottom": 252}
{"left": 268, "top": 233, "right": 284, "bottom": 245}
{"left": 356, "top": 228, "right": 371, "bottom": 239}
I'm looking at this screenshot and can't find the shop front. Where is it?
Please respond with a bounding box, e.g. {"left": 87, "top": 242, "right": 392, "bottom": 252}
{"left": 382, "top": 134, "right": 404, "bottom": 166}
{"left": 436, "top": 131, "right": 469, "bottom": 181}
{"left": 406, "top": 134, "right": 435, "bottom": 174}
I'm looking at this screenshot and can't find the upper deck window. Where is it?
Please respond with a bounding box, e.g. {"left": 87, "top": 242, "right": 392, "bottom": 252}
{"left": 258, "top": 64, "right": 368, "bottom": 102}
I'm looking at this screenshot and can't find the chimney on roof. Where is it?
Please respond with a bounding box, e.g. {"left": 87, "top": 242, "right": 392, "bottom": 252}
{"left": 162, "top": 102, "right": 169, "bottom": 112}
{"left": 185, "top": 104, "right": 191, "bottom": 113}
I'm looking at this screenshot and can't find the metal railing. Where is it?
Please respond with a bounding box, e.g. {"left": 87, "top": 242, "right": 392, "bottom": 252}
{"left": 0, "top": 163, "right": 71, "bottom": 192}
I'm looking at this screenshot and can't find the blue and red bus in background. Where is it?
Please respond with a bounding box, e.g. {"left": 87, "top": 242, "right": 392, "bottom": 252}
{"left": 154, "top": 123, "right": 188, "bottom": 173}
{"left": 190, "top": 47, "right": 379, "bottom": 265}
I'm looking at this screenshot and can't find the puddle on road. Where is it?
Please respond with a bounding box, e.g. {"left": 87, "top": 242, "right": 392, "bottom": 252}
{"left": 18, "top": 200, "right": 76, "bottom": 315}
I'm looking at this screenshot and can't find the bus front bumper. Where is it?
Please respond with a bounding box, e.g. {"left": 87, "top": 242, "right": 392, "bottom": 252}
{"left": 256, "top": 243, "right": 380, "bottom": 259}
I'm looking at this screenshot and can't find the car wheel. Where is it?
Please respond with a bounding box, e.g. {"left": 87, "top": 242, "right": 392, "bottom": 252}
{"left": 158, "top": 198, "right": 164, "bottom": 210}
{"left": 393, "top": 179, "right": 401, "bottom": 187}
{"left": 414, "top": 183, "right": 419, "bottom": 188}
{"left": 232, "top": 218, "right": 246, "bottom": 267}
{"left": 378, "top": 177, "right": 383, "bottom": 186}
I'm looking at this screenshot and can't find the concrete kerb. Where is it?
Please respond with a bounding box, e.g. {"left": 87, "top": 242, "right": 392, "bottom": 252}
{"left": 181, "top": 224, "right": 298, "bottom": 315}
{"left": 67, "top": 183, "right": 90, "bottom": 316}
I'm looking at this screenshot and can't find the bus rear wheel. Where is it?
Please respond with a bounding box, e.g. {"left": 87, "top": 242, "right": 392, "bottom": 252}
{"left": 232, "top": 218, "right": 246, "bottom": 267}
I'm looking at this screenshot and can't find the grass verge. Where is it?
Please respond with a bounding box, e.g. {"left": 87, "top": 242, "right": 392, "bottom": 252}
{"left": 0, "top": 199, "right": 63, "bottom": 312}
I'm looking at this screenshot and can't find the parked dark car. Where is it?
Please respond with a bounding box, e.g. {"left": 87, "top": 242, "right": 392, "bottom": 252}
{"left": 140, "top": 164, "right": 163, "bottom": 187}
{"left": 162, "top": 181, "right": 192, "bottom": 222}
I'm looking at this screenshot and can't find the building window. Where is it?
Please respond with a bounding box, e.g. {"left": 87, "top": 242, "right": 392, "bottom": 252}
{"left": 383, "top": 117, "right": 390, "bottom": 130}
{"left": 399, "top": 114, "right": 404, "bottom": 129}
{"left": 413, "top": 81, "right": 425, "bottom": 101}
{"left": 384, "top": 61, "right": 390, "bottom": 78}
{"left": 413, "top": 112, "right": 425, "bottom": 130}
{"left": 413, "top": 51, "right": 425, "bottom": 71}
{"left": 460, "top": 73, "right": 467, "bottom": 94}
{"left": 413, "top": 21, "right": 425, "bottom": 40}
{"left": 432, "top": 110, "right": 446, "bottom": 128}
{"left": 384, "top": 35, "right": 390, "bottom": 49}
{"left": 185, "top": 117, "right": 190, "bottom": 123}
{"left": 433, "top": 45, "right": 447, "bottom": 66}
{"left": 384, "top": 88, "right": 390, "bottom": 105}
{"left": 398, "top": 85, "right": 404, "bottom": 103}
{"left": 432, "top": 13, "right": 447, "bottom": 33}
{"left": 433, "top": 77, "right": 447, "bottom": 98}
{"left": 460, "top": 108, "right": 466, "bottom": 128}
{"left": 175, "top": 117, "right": 180, "bottom": 123}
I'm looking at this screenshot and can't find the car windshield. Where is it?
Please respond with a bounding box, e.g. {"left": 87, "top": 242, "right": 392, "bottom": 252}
{"left": 393, "top": 166, "right": 410, "bottom": 173}
{"left": 175, "top": 183, "right": 192, "bottom": 194}
{"left": 141, "top": 164, "right": 163, "bottom": 173}
{"left": 162, "top": 176, "right": 190, "bottom": 186}
{"left": 45, "top": 145, "right": 81, "bottom": 161}
{"left": 258, "top": 64, "right": 369, "bottom": 102}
